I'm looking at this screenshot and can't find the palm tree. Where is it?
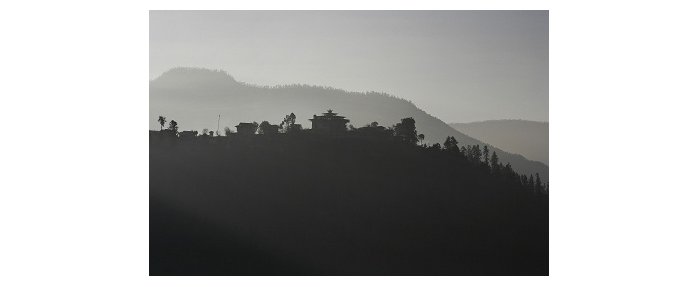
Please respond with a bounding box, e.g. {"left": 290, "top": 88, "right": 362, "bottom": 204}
{"left": 158, "top": 116, "right": 166, "bottom": 130}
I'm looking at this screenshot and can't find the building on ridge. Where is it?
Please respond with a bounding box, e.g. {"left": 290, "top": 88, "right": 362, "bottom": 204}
{"left": 310, "top": 109, "right": 350, "bottom": 133}
{"left": 235, "top": 122, "right": 257, "bottom": 135}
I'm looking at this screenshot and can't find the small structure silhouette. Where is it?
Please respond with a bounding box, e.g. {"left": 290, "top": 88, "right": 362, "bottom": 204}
{"left": 179, "top": 130, "right": 198, "bottom": 139}
{"left": 235, "top": 122, "right": 257, "bottom": 135}
{"left": 310, "top": 109, "right": 350, "bottom": 133}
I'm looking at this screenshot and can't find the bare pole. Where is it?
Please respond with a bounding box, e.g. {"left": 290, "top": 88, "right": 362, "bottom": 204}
{"left": 217, "top": 114, "right": 221, "bottom": 136}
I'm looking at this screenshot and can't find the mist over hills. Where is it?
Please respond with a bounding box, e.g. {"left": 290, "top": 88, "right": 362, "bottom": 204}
{"left": 450, "top": 120, "right": 549, "bottom": 165}
{"left": 150, "top": 67, "right": 548, "bottom": 181}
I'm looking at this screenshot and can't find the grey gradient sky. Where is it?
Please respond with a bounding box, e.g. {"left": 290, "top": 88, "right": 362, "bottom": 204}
{"left": 150, "top": 11, "right": 548, "bottom": 123}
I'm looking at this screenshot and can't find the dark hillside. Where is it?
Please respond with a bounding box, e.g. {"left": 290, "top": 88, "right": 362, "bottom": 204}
{"left": 150, "top": 133, "right": 548, "bottom": 275}
{"left": 150, "top": 67, "right": 548, "bottom": 181}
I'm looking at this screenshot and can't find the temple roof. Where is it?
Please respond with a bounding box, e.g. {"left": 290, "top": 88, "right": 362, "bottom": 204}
{"left": 310, "top": 109, "right": 349, "bottom": 122}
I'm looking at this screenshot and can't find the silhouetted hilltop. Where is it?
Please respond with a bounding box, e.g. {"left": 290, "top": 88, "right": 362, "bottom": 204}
{"left": 150, "top": 133, "right": 548, "bottom": 275}
{"left": 155, "top": 67, "right": 240, "bottom": 88}
{"left": 450, "top": 120, "right": 549, "bottom": 165}
{"left": 150, "top": 68, "right": 548, "bottom": 180}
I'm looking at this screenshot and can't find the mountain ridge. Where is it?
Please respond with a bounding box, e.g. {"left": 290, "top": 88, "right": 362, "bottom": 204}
{"left": 150, "top": 67, "right": 548, "bottom": 181}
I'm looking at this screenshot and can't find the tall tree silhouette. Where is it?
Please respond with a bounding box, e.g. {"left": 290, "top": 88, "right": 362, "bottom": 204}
{"left": 483, "top": 145, "right": 490, "bottom": 167}
{"left": 443, "top": 136, "right": 459, "bottom": 153}
{"left": 535, "top": 173, "right": 543, "bottom": 195}
{"left": 504, "top": 163, "right": 513, "bottom": 175}
{"left": 491, "top": 151, "right": 499, "bottom": 173}
{"left": 521, "top": 174, "right": 528, "bottom": 186}
{"left": 168, "top": 120, "right": 178, "bottom": 132}
{"left": 251, "top": 121, "right": 260, "bottom": 134}
{"left": 281, "top": 113, "right": 297, "bottom": 133}
{"left": 393, "top": 117, "right": 418, "bottom": 145}
{"left": 471, "top": 145, "right": 482, "bottom": 163}
{"left": 158, "top": 116, "right": 166, "bottom": 131}
{"left": 258, "top": 121, "right": 277, "bottom": 135}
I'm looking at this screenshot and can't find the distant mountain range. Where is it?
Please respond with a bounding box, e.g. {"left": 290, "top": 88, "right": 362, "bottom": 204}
{"left": 450, "top": 120, "right": 548, "bottom": 165}
{"left": 150, "top": 67, "right": 548, "bottom": 181}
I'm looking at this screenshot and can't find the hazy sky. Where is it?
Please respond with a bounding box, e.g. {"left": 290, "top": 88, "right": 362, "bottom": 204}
{"left": 150, "top": 11, "right": 548, "bottom": 123}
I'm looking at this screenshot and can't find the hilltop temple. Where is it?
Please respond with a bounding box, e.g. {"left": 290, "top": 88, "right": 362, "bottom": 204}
{"left": 310, "top": 110, "right": 350, "bottom": 133}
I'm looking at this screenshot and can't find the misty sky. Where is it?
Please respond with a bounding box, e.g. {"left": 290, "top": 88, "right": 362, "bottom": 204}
{"left": 150, "top": 11, "right": 548, "bottom": 123}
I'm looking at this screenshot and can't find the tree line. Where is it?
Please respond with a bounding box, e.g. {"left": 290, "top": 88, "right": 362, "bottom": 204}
{"left": 154, "top": 114, "right": 548, "bottom": 195}
{"left": 156, "top": 113, "right": 303, "bottom": 137}
{"left": 385, "top": 117, "right": 548, "bottom": 195}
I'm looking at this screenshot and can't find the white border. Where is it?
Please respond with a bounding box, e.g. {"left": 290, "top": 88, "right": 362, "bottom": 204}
{"left": 2, "top": 1, "right": 698, "bottom": 286}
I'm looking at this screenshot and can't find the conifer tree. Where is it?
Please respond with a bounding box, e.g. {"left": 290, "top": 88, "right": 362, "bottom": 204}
{"left": 472, "top": 145, "right": 482, "bottom": 163}
{"left": 535, "top": 173, "right": 543, "bottom": 195}
{"left": 521, "top": 174, "right": 528, "bottom": 186}
{"left": 504, "top": 163, "right": 512, "bottom": 174}
{"left": 491, "top": 151, "right": 499, "bottom": 173}
{"left": 483, "top": 145, "right": 490, "bottom": 167}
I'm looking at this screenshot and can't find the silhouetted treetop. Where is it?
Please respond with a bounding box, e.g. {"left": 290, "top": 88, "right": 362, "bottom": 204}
{"left": 443, "top": 136, "right": 459, "bottom": 153}
{"left": 258, "top": 121, "right": 279, "bottom": 135}
{"left": 158, "top": 116, "right": 166, "bottom": 131}
{"left": 393, "top": 117, "right": 419, "bottom": 145}
{"left": 168, "top": 120, "right": 178, "bottom": 132}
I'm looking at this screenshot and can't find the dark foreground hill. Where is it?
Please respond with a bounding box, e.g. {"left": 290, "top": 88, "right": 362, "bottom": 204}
{"left": 150, "top": 67, "right": 548, "bottom": 181}
{"left": 150, "top": 133, "right": 548, "bottom": 275}
{"left": 450, "top": 120, "right": 549, "bottom": 165}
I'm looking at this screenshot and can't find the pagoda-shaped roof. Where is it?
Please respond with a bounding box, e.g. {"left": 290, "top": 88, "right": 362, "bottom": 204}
{"left": 310, "top": 109, "right": 349, "bottom": 122}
